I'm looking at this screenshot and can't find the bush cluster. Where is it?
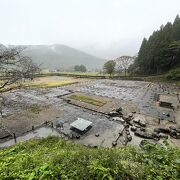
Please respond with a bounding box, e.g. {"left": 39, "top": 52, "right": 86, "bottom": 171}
{"left": 0, "top": 137, "right": 180, "bottom": 179}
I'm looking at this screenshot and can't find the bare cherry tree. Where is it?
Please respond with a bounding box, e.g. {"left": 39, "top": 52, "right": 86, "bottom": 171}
{"left": 115, "top": 56, "right": 135, "bottom": 76}
{"left": 0, "top": 46, "right": 39, "bottom": 92}
{"left": 0, "top": 46, "right": 39, "bottom": 116}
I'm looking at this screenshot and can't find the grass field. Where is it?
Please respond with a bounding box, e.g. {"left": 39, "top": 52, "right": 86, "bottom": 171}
{"left": 24, "top": 77, "right": 77, "bottom": 88}
{"left": 69, "top": 94, "right": 106, "bottom": 106}
{"left": 43, "top": 71, "right": 103, "bottom": 76}
{"left": 41, "top": 71, "right": 116, "bottom": 77}
{"left": 0, "top": 77, "right": 78, "bottom": 91}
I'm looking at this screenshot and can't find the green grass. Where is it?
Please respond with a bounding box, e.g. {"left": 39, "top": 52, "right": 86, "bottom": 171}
{"left": 166, "top": 67, "right": 180, "bottom": 81}
{"left": 0, "top": 137, "right": 180, "bottom": 179}
{"left": 40, "top": 71, "right": 113, "bottom": 78}
{"left": 42, "top": 71, "right": 128, "bottom": 78}
{"left": 142, "top": 74, "right": 180, "bottom": 86}
{"left": 44, "top": 71, "right": 102, "bottom": 76}
{"left": 69, "top": 94, "right": 106, "bottom": 106}
{"left": 60, "top": 72, "right": 101, "bottom": 76}
{"left": 127, "top": 66, "right": 180, "bottom": 85}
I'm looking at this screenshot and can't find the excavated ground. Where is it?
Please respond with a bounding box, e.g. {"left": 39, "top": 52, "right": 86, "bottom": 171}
{"left": 0, "top": 77, "right": 179, "bottom": 148}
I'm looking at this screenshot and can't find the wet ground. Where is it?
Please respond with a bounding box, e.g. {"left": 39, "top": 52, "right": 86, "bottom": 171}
{"left": 0, "top": 77, "right": 179, "bottom": 148}
{"left": 0, "top": 127, "right": 61, "bottom": 148}
{"left": 65, "top": 79, "right": 179, "bottom": 121}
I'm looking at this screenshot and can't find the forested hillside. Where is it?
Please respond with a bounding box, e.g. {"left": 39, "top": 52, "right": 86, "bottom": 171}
{"left": 130, "top": 15, "right": 180, "bottom": 75}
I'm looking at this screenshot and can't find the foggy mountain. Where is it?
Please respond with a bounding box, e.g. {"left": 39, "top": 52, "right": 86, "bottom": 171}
{"left": 1, "top": 43, "right": 137, "bottom": 71}
{"left": 17, "top": 44, "right": 106, "bottom": 70}
{"left": 0, "top": 43, "right": 7, "bottom": 52}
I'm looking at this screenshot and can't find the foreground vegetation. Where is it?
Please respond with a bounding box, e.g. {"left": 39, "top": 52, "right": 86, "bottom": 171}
{"left": 69, "top": 94, "right": 106, "bottom": 106}
{"left": 0, "top": 137, "right": 180, "bottom": 179}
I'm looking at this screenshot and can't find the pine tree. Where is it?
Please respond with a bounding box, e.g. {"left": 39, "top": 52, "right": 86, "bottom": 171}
{"left": 173, "top": 15, "right": 180, "bottom": 41}
{"left": 130, "top": 15, "right": 180, "bottom": 75}
{"left": 136, "top": 38, "right": 148, "bottom": 74}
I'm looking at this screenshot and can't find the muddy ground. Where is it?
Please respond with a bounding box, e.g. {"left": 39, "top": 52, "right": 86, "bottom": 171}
{"left": 0, "top": 77, "right": 179, "bottom": 148}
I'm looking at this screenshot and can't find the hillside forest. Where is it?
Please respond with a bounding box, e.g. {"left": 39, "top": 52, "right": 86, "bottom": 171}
{"left": 129, "top": 15, "right": 180, "bottom": 76}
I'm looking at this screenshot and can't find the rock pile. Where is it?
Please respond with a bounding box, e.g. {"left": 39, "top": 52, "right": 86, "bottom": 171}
{"left": 107, "top": 106, "right": 179, "bottom": 147}
{"left": 154, "top": 126, "right": 180, "bottom": 139}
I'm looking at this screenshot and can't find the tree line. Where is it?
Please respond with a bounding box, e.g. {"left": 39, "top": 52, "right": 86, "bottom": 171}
{"left": 74, "top": 65, "right": 87, "bottom": 72}
{"left": 129, "top": 15, "right": 180, "bottom": 75}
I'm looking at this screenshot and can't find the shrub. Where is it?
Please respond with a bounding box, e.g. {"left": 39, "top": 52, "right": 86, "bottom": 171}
{"left": 166, "top": 67, "right": 180, "bottom": 80}
{"left": 0, "top": 137, "right": 180, "bottom": 179}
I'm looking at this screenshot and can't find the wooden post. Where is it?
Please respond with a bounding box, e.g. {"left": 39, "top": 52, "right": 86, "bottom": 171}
{"left": 13, "top": 133, "right": 17, "bottom": 143}
{"left": 112, "top": 141, "right": 117, "bottom": 147}
{"left": 158, "top": 118, "right": 161, "bottom": 125}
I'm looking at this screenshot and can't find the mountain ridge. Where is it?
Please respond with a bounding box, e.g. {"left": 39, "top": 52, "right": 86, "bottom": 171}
{"left": 7, "top": 44, "right": 106, "bottom": 70}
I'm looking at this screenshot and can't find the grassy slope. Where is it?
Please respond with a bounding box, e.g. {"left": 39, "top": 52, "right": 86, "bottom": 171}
{"left": 143, "top": 75, "right": 180, "bottom": 86}
{"left": 0, "top": 137, "right": 180, "bottom": 179}
{"left": 69, "top": 94, "right": 106, "bottom": 106}
{"left": 131, "top": 67, "right": 180, "bottom": 85}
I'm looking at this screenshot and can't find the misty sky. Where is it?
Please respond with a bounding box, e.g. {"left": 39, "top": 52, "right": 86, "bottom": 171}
{"left": 1, "top": 0, "right": 180, "bottom": 59}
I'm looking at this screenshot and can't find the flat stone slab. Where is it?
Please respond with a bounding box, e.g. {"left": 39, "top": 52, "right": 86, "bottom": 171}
{"left": 70, "top": 118, "right": 92, "bottom": 132}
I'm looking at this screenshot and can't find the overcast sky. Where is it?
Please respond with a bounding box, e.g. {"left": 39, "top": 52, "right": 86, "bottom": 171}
{"left": 1, "top": 0, "right": 180, "bottom": 59}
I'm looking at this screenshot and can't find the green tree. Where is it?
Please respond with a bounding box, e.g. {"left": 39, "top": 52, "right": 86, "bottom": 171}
{"left": 79, "top": 65, "right": 87, "bottom": 72}
{"left": 103, "top": 60, "right": 116, "bottom": 77}
{"left": 165, "top": 40, "right": 180, "bottom": 68}
{"left": 137, "top": 38, "right": 148, "bottom": 73}
{"left": 74, "top": 65, "right": 87, "bottom": 72}
{"left": 130, "top": 14, "right": 180, "bottom": 75}
{"left": 173, "top": 15, "right": 180, "bottom": 41}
